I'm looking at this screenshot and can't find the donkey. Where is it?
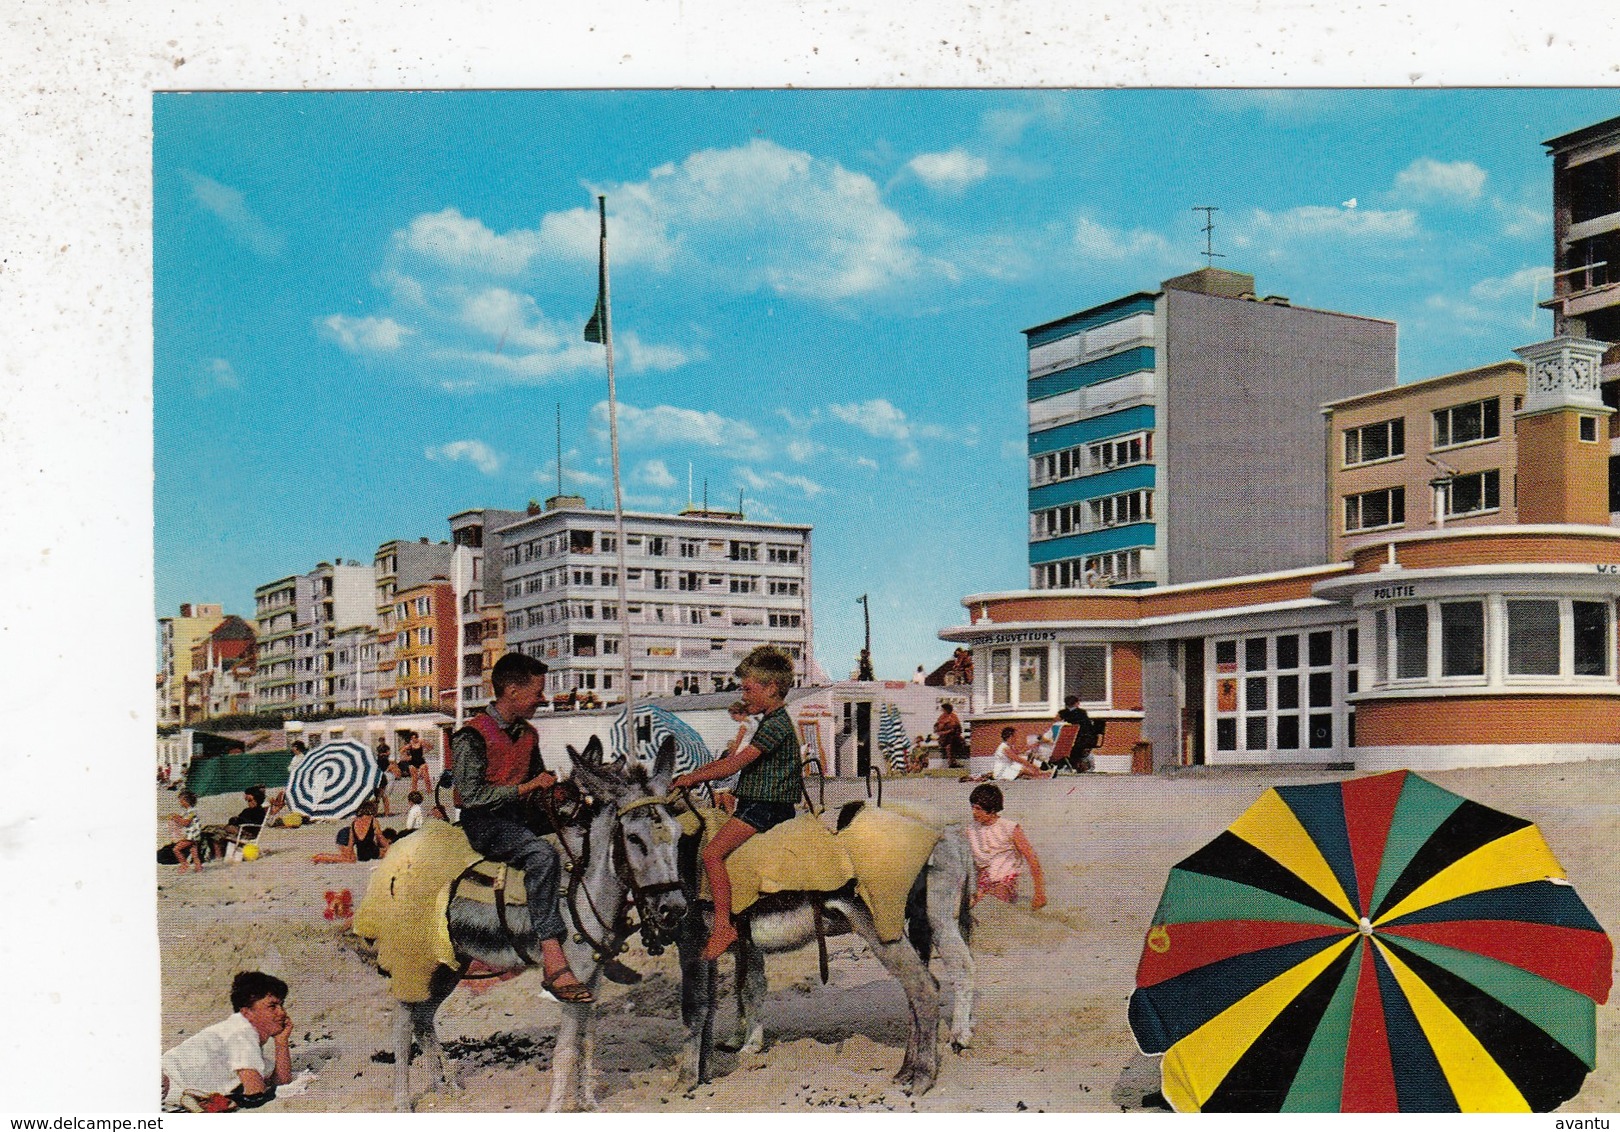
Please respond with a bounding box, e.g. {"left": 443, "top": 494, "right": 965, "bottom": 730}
{"left": 379, "top": 735, "right": 687, "bottom": 1112}
{"left": 675, "top": 799, "right": 976, "bottom": 1096}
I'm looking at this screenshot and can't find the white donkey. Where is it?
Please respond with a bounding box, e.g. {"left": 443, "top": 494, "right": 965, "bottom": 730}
{"left": 675, "top": 798, "right": 976, "bottom": 1096}
{"left": 366, "top": 735, "right": 688, "bottom": 1112}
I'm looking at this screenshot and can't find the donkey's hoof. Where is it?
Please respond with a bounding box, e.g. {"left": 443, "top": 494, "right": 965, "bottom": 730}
{"left": 950, "top": 1033, "right": 973, "bottom": 1052}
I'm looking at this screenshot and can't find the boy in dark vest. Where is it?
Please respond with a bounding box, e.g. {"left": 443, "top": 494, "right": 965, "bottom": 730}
{"left": 671, "top": 645, "right": 801, "bottom": 960}
{"left": 450, "top": 652, "right": 595, "bottom": 1003}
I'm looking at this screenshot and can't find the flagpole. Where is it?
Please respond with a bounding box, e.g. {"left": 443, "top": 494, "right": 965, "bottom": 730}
{"left": 588, "top": 195, "right": 637, "bottom": 741}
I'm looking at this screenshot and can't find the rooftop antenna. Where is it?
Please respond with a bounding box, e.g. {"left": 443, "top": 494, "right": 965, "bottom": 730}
{"left": 1192, "top": 206, "right": 1225, "bottom": 268}
{"left": 555, "top": 403, "right": 563, "bottom": 498}
{"left": 737, "top": 488, "right": 744, "bottom": 517}
{"left": 687, "top": 462, "right": 693, "bottom": 509}
{"left": 703, "top": 477, "right": 708, "bottom": 512}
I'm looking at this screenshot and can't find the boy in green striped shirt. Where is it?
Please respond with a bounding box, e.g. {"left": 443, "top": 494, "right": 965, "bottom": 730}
{"left": 672, "top": 645, "right": 802, "bottom": 960}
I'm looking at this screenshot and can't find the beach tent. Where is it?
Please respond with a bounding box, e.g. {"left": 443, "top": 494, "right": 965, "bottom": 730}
{"left": 181, "top": 732, "right": 293, "bottom": 797}
{"left": 1129, "top": 769, "right": 1612, "bottom": 1112}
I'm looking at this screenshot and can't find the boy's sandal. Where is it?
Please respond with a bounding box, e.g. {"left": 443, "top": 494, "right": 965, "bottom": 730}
{"left": 541, "top": 971, "right": 595, "bottom": 1003}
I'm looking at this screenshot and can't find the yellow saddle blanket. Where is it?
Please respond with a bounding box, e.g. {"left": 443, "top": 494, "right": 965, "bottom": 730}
{"left": 352, "top": 822, "right": 515, "bottom": 1002}
{"left": 678, "top": 804, "right": 940, "bottom": 944}
{"left": 678, "top": 808, "right": 856, "bottom": 915}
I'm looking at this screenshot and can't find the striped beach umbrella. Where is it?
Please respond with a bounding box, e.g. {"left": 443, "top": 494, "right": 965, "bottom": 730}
{"left": 1129, "top": 770, "right": 1612, "bottom": 1113}
{"left": 878, "top": 702, "right": 909, "bottom": 772}
{"left": 285, "top": 739, "right": 383, "bottom": 820}
{"left": 610, "top": 703, "right": 712, "bottom": 777}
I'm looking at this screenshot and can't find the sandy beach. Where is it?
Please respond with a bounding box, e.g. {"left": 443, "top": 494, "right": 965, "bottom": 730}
{"left": 155, "top": 761, "right": 1620, "bottom": 1113}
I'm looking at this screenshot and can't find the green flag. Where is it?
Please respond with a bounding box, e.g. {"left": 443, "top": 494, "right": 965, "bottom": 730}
{"left": 584, "top": 196, "right": 608, "bottom": 343}
{"left": 584, "top": 287, "right": 605, "bottom": 343}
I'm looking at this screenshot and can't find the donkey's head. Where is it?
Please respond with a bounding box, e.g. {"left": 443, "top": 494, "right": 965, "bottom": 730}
{"left": 565, "top": 735, "right": 687, "bottom": 942}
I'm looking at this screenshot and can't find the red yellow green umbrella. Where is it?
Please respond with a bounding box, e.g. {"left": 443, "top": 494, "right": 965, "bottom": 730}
{"left": 1128, "top": 769, "right": 1611, "bottom": 1112}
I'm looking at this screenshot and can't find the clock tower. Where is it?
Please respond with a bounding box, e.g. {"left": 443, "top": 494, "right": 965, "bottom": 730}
{"left": 1512, "top": 336, "right": 1614, "bottom": 525}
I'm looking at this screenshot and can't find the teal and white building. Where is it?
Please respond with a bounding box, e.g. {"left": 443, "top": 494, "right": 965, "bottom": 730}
{"left": 1023, "top": 268, "right": 1399, "bottom": 590}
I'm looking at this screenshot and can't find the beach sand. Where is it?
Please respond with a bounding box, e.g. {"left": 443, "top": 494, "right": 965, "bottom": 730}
{"left": 156, "top": 760, "right": 1620, "bottom": 1113}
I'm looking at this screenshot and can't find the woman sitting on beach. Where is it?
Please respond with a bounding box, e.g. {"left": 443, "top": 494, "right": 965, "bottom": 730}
{"left": 311, "top": 800, "right": 390, "bottom": 863}
{"left": 966, "top": 782, "right": 1046, "bottom": 910}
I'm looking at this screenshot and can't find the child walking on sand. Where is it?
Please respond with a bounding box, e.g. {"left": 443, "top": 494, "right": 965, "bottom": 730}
{"left": 966, "top": 783, "right": 1046, "bottom": 910}
{"left": 671, "top": 645, "right": 802, "bottom": 960}
{"left": 169, "top": 790, "right": 204, "bottom": 873}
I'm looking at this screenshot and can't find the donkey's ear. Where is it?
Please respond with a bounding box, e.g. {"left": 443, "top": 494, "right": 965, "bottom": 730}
{"left": 569, "top": 755, "right": 615, "bottom": 800}
{"left": 651, "top": 734, "right": 678, "bottom": 786}
{"left": 575, "top": 734, "right": 605, "bottom": 767}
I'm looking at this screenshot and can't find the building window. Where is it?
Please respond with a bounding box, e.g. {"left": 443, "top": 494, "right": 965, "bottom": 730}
{"left": 1433, "top": 397, "right": 1500, "bottom": 449}
{"left": 1344, "top": 486, "right": 1405, "bottom": 532}
{"left": 1017, "top": 648, "right": 1048, "bottom": 706}
{"left": 1088, "top": 489, "right": 1152, "bottom": 530}
{"left": 729, "top": 541, "right": 759, "bottom": 562}
{"left": 768, "top": 579, "right": 801, "bottom": 596}
{"left": 419, "top": 626, "right": 434, "bottom": 646}
{"left": 767, "top": 545, "right": 801, "bottom": 564}
{"left": 1343, "top": 417, "right": 1405, "bottom": 466}
{"left": 729, "top": 576, "right": 759, "bottom": 594}
{"left": 989, "top": 649, "right": 1011, "bottom": 704}
{"left": 679, "top": 539, "right": 702, "bottom": 558}
{"left": 1393, "top": 605, "right": 1428, "bottom": 680}
{"left": 1439, "top": 602, "right": 1484, "bottom": 677}
{"left": 1506, "top": 599, "right": 1560, "bottom": 676}
{"left": 647, "top": 536, "right": 669, "bottom": 557}
{"left": 1062, "top": 645, "right": 1108, "bottom": 705}
{"left": 1444, "top": 469, "right": 1500, "bottom": 518}
{"left": 768, "top": 612, "right": 802, "bottom": 628}
{"left": 1574, "top": 600, "right": 1612, "bottom": 676}
{"left": 1579, "top": 415, "right": 1600, "bottom": 442}
{"left": 679, "top": 571, "right": 703, "bottom": 592}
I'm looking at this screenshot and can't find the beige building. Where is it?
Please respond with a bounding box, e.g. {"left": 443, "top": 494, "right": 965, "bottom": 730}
{"left": 157, "top": 602, "right": 225, "bottom": 724}
{"left": 1324, "top": 361, "right": 1527, "bottom": 562}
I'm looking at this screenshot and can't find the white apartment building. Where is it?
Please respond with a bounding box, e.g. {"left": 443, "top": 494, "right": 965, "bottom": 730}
{"left": 496, "top": 498, "right": 813, "bottom": 701}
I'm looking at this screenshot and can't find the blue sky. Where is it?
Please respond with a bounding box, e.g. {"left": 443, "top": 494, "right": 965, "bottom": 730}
{"left": 155, "top": 89, "right": 1620, "bottom": 678}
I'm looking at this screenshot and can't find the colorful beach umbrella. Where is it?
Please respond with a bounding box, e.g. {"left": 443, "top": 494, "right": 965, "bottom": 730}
{"left": 1129, "top": 769, "right": 1611, "bottom": 1113}
{"left": 610, "top": 703, "right": 711, "bottom": 777}
{"left": 285, "top": 739, "right": 382, "bottom": 820}
{"left": 878, "top": 702, "right": 909, "bottom": 772}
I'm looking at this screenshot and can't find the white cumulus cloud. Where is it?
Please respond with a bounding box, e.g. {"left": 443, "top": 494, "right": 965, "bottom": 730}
{"left": 425, "top": 439, "right": 502, "bottom": 476}
{"left": 600, "top": 138, "right": 919, "bottom": 301}
{"left": 320, "top": 314, "right": 413, "bottom": 353}
{"left": 181, "top": 170, "right": 285, "bottom": 256}
{"left": 1237, "top": 205, "right": 1420, "bottom": 243}
{"left": 600, "top": 402, "right": 767, "bottom": 458}
{"left": 828, "top": 398, "right": 914, "bottom": 441}
{"left": 1470, "top": 265, "right": 1552, "bottom": 302}
{"left": 906, "top": 149, "right": 990, "bottom": 191}
{"left": 638, "top": 459, "right": 678, "bottom": 488}
{"left": 1072, "top": 215, "right": 1176, "bottom": 263}
{"left": 1394, "top": 158, "right": 1487, "bottom": 203}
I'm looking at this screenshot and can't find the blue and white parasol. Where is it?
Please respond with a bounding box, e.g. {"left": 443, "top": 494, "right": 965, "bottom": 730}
{"left": 878, "top": 702, "right": 910, "bottom": 772}
{"left": 610, "top": 703, "right": 713, "bottom": 777}
{"left": 285, "top": 739, "right": 382, "bottom": 820}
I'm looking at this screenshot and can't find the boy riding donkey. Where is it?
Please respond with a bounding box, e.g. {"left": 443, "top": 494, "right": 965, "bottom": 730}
{"left": 451, "top": 651, "right": 639, "bottom": 1003}
{"left": 671, "top": 645, "right": 801, "bottom": 961}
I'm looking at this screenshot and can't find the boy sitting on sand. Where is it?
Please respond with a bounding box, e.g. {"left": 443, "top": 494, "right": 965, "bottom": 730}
{"left": 966, "top": 782, "right": 1047, "bottom": 910}
{"left": 671, "top": 645, "right": 802, "bottom": 960}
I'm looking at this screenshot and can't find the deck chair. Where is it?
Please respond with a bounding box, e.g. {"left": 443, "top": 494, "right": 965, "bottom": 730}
{"left": 222, "top": 818, "right": 266, "bottom": 862}
{"left": 1047, "top": 720, "right": 1103, "bottom": 775}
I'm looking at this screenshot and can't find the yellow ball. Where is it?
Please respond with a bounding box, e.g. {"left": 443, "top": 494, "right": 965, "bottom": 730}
{"left": 240, "top": 844, "right": 260, "bottom": 862}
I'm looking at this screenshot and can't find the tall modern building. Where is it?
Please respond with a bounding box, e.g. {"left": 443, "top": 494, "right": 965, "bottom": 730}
{"left": 253, "top": 576, "right": 312, "bottom": 711}
{"left": 448, "top": 507, "right": 526, "bottom": 712}
{"left": 373, "top": 537, "right": 456, "bottom": 711}
{"left": 496, "top": 497, "right": 813, "bottom": 701}
{"left": 157, "top": 602, "right": 225, "bottom": 724}
{"left": 1023, "top": 267, "right": 1397, "bottom": 590}
{"left": 1541, "top": 114, "right": 1620, "bottom": 517}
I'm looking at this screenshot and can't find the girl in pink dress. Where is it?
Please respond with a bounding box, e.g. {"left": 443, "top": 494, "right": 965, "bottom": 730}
{"left": 965, "top": 782, "right": 1047, "bottom": 909}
